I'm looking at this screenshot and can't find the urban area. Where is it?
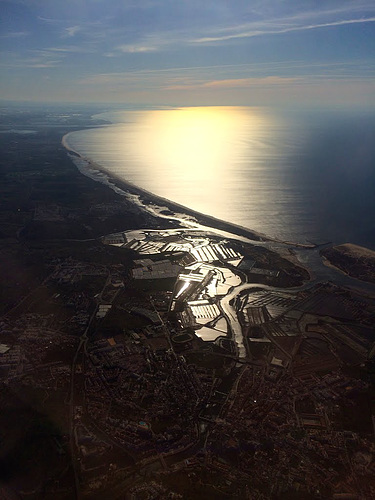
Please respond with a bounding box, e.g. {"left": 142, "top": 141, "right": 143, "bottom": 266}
{"left": 1, "top": 107, "right": 375, "bottom": 500}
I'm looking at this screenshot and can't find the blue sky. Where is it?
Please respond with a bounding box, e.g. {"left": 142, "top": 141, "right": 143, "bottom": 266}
{"left": 1, "top": 0, "right": 375, "bottom": 106}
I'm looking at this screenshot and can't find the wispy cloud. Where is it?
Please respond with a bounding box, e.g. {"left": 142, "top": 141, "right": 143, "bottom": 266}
{"left": 14, "top": 2, "right": 375, "bottom": 62}
{"left": 47, "top": 46, "right": 81, "bottom": 53}
{"left": 0, "top": 31, "right": 29, "bottom": 39}
{"left": 117, "top": 44, "right": 158, "bottom": 54}
{"left": 78, "top": 60, "right": 375, "bottom": 93}
{"left": 2, "top": 0, "right": 375, "bottom": 104}
{"left": 165, "top": 76, "right": 302, "bottom": 91}
{"left": 26, "top": 61, "right": 61, "bottom": 68}
{"left": 112, "top": 30, "right": 180, "bottom": 56}
{"left": 74, "top": 63, "right": 375, "bottom": 106}
{"left": 37, "top": 16, "right": 63, "bottom": 24}
{"left": 1, "top": 59, "right": 62, "bottom": 69}
{"left": 193, "top": 16, "right": 375, "bottom": 43}
{"left": 0, "top": 49, "right": 64, "bottom": 69}
{"left": 64, "top": 26, "right": 81, "bottom": 37}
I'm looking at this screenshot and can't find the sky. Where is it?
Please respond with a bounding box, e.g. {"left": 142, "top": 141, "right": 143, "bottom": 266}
{"left": 1, "top": 0, "right": 375, "bottom": 107}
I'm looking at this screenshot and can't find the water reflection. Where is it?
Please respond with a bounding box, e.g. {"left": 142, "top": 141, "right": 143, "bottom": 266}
{"left": 125, "top": 107, "right": 276, "bottom": 215}
{"left": 66, "top": 106, "right": 375, "bottom": 248}
{"left": 68, "top": 106, "right": 293, "bottom": 233}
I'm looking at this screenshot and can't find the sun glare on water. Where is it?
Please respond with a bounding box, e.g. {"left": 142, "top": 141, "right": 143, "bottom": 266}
{"left": 123, "top": 106, "right": 271, "bottom": 213}
{"left": 68, "top": 106, "right": 279, "bottom": 227}
{"left": 140, "top": 107, "right": 248, "bottom": 177}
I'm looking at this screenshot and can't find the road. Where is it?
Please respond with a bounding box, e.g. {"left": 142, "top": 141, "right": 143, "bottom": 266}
{"left": 68, "top": 268, "right": 113, "bottom": 499}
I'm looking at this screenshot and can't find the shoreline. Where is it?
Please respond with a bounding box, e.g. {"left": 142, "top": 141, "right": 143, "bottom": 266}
{"left": 61, "top": 132, "right": 320, "bottom": 250}
{"left": 62, "top": 127, "right": 375, "bottom": 295}
{"left": 320, "top": 244, "right": 375, "bottom": 285}
{"left": 321, "top": 256, "right": 375, "bottom": 289}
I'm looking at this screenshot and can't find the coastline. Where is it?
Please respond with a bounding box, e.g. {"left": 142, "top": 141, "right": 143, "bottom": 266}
{"left": 3, "top": 107, "right": 375, "bottom": 500}
{"left": 320, "top": 244, "right": 375, "bottom": 285}
{"left": 321, "top": 255, "right": 350, "bottom": 277}
{"left": 61, "top": 132, "right": 319, "bottom": 250}
{"left": 62, "top": 128, "right": 375, "bottom": 295}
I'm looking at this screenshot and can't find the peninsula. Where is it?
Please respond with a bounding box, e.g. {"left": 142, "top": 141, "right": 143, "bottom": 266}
{"left": 321, "top": 243, "right": 375, "bottom": 284}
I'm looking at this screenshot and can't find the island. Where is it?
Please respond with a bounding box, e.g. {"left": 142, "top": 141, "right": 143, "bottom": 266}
{"left": 1, "top": 105, "right": 375, "bottom": 500}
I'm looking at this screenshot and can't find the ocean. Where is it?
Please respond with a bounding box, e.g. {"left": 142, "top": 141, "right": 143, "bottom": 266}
{"left": 65, "top": 106, "right": 375, "bottom": 249}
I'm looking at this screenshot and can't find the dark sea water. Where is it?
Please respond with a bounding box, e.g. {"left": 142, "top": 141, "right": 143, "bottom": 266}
{"left": 66, "top": 106, "right": 375, "bottom": 249}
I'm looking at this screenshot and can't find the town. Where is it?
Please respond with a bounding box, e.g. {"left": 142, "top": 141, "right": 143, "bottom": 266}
{"left": 1, "top": 220, "right": 375, "bottom": 499}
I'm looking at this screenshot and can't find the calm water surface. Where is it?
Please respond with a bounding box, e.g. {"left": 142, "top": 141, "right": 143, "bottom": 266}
{"left": 66, "top": 106, "right": 375, "bottom": 248}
